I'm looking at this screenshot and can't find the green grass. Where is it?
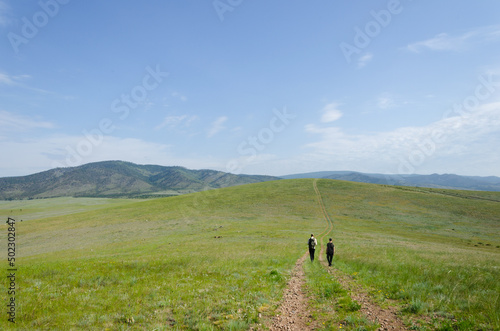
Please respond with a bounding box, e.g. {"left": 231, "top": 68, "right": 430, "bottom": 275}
{"left": 1, "top": 180, "right": 325, "bottom": 330}
{"left": 0, "top": 197, "right": 145, "bottom": 221}
{"left": 1, "top": 178, "right": 499, "bottom": 330}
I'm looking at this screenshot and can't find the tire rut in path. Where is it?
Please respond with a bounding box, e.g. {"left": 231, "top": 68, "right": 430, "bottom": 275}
{"left": 313, "top": 179, "right": 408, "bottom": 331}
{"left": 266, "top": 180, "right": 331, "bottom": 330}
{"left": 267, "top": 179, "right": 408, "bottom": 330}
{"left": 313, "top": 179, "right": 333, "bottom": 258}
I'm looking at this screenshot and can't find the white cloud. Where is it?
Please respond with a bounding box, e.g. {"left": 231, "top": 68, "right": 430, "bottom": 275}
{"left": 0, "top": 111, "right": 55, "bottom": 131}
{"left": 0, "top": 72, "right": 54, "bottom": 94}
{"left": 357, "top": 52, "right": 373, "bottom": 68}
{"left": 2, "top": 100, "right": 499, "bottom": 177}
{"left": 407, "top": 25, "right": 500, "bottom": 53}
{"left": 303, "top": 101, "right": 500, "bottom": 176}
{"left": 0, "top": 72, "right": 29, "bottom": 85}
{"left": 207, "top": 116, "right": 228, "bottom": 137}
{"left": 155, "top": 114, "right": 198, "bottom": 130}
{"left": 0, "top": 134, "right": 215, "bottom": 177}
{"left": 0, "top": 73, "right": 14, "bottom": 85}
{"left": 407, "top": 32, "right": 464, "bottom": 52}
{"left": 321, "top": 103, "right": 343, "bottom": 123}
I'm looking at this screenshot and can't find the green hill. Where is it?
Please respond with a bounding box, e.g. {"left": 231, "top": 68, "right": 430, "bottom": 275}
{"left": 2, "top": 179, "right": 499, "bottom": 330}
{"left": 0, "top": 160, "right": 279, "bottom": 200}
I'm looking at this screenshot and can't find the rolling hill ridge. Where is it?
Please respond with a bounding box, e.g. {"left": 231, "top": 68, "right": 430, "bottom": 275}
{"left": 0, "top": 160, "right": 280, "bottom": 200}
{"left": 3, "top": 161, "right": 500, "bottom": 200}
{"left": 281, "top": 171, "right": 500, "bottom": 192}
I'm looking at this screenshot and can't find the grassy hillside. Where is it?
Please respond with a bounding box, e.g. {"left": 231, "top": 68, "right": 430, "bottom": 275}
{"left": 3, "top": 180, "right": 324, "bottom": 330}
{"left": 1, "top": 179, "right": 499, "bottom": 330}
{"left": 282, "top": 171, "right": 500, "bottom": 191}
{"left": 315, "top": 180, "right": 500, "bottom": 330}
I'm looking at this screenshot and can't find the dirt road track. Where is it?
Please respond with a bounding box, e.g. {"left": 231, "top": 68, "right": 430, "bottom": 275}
{"left": 266, "top": 180, "right": 332, "bottom": 330}
{"left": 267, "top": 179, "right": 408, "bottom": 330}
{"left": 268, "top": 254, "right": 317, "bottom": 330}
{"left": 314, "top": 179, "right": 408, "bottom": 331}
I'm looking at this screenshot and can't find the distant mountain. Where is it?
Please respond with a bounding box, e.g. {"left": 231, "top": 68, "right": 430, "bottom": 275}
{"left": 281, "top": 171, "right": 500, "bottom": 192}
{"left": 0, "top": 161, "right": 280, "bottom": 200}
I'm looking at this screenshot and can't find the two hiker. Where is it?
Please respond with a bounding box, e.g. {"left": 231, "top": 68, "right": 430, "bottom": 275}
{"left": 308, "top": 234, "right": 335, "bottom": 266}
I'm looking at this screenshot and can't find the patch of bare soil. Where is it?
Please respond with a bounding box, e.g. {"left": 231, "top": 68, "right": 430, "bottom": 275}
{"left": 268, "top": 254, "right": 318, "bottom": 331}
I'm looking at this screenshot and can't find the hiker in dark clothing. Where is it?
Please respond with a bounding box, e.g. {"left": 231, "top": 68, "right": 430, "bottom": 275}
{"left": 326, "top": 238, "right": 335, "bottom": 266}
{"left": 308, "top": 234, "right": 317, "bottom": 262}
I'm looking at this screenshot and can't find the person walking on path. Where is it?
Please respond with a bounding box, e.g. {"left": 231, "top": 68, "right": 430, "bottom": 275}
{"left": 308, "top": 234, "right": 318, "bottom": 262}
{"left": 326, "top": 238, "right": 335, "bottom": 266}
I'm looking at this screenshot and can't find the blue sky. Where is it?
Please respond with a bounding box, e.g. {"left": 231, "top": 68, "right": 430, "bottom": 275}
{"left": 1, "top": 0, "right": 500, "bottom": 177}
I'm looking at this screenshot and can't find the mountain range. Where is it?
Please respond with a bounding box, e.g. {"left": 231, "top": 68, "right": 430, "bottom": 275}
{"left": 0, "top": 161, "right": 279, "bottom": 200}
{"left": 1, "top": 161, "right": 500, "bottom": 200}
{"left": 281, "top": 171, "right": 500, "bottom": 192}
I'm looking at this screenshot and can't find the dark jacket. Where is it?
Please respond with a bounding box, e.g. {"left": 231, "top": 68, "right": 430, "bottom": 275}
{"left": 327, "top": 242, "right": 334, "bottom": 255}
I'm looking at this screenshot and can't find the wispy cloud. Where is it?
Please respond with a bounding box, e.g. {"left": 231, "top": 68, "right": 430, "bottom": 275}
{"left": 171, "top": 91, "right": 187, "bottom": 102}
{"left": 0, "top": 134, "right": 226, "bottom": 177}
{"left": 207, "top": 116, "right": 228, "bottom": 137}
{"left": 377, "top": 95, "right": 396, "bottom": 109}
{"left": 357, "top": 52, "right": 373, "bottom": 68}
{"left": 321, "top": 103, "right": 343, "bottom": 123}
{"left": 155, "top": 114, "right": 198, "bottom": 131}
{"left": 0, "top": 72, "right": 31, "bottom": 85}
{"left": 407, "top": 25, "right": 500, "bottom": 53}
{"left": 0, "top": 111, "right": 55, "bottom": 131}
{"left": 0, "top": 72, "right": 54, "bottom": 94}
{"left": 0, "top": 135, "right": 172, "bottom": 176}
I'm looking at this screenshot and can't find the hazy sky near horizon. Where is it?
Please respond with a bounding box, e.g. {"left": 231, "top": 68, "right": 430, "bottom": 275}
{"left": 1, "top": 1, "right": 500, "bottom": 177}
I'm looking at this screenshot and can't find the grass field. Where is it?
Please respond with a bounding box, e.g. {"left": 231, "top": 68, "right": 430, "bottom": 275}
{"left": 1, "top": 179, "right": 499, "bottom": 330}
{"left": 2, "top": 180, "right": 325, "bottom": 330}
{"left": 0, "top": 197, "right": 147, "bottom": 222}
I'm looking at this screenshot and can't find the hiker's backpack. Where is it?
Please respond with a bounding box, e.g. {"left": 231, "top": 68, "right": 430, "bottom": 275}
{"left": 308, "top": 238, "right": 315, "bottom": 249}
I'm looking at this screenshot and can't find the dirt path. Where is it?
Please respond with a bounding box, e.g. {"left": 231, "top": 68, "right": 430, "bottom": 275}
{"left": 312, "top": 179, "right": 334, "bottom": 258}
{"left": 268, "top": 253, "right": 317, "bottom": 330}
{"left": 266, "top": 180, "right": 333, "bottom": 330}
{"left": 267, "top": 179, "right": 408, "bottom": 330}
{"left": 313, "top": 179, "right": 408, "bottom": 331}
